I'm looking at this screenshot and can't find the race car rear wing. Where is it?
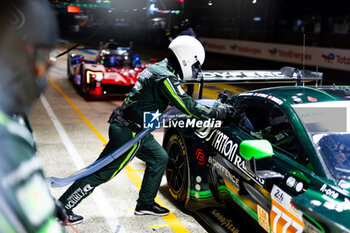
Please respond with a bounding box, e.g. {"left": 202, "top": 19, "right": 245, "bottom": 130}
{"left": 182, "top": 66, "right": 323, "bottom": 99}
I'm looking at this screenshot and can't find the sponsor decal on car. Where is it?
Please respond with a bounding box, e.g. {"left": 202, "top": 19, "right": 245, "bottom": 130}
{"left": 307, "top": 96, "right": 318, "bottom": 102}
{"left": 211, "top": 130, "right": 265, "bottom": 186}
{"left": 211, "top": 209, "right": 240, "bottom": 233}
{"left": 195, "top": 149, "right": 206, "bottom": 165}
{"left": 201, "top": 128, "right": 265, "bottom": 186}
{"left": 319, "top": 184, "right": 339, "bottom": 199}
{"left": 211, "top": 130, "right": 239, "bottom": 163}
{"left": 239, "top": 92, "right": 283, "bottom": 105}
{"left": 257, "top": 204, "right": 270, "bottom": 232}
{"left": 322, "top": 197, "right": 350, "bottom": 212}
{"left": 312, "top": 195, "right": 350, "bottom": 212}
{"left": 208, "top": 156, "right": 240, "bottom": 188}
{"left": 339, "top": 180, "right": 350, "bottom": 189}
{"left": 270, "top": 185, "right": 304, "bottom": 233}
{"left": 286, "top": 176, "right": 304, "bottom": 193}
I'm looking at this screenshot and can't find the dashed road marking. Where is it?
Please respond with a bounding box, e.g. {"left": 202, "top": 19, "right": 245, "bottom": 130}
{"left": 40, "top": 94, "right": 126, "bottom": 233}
{"left": 149, "top": 224, "right": 169, "bottom": 229}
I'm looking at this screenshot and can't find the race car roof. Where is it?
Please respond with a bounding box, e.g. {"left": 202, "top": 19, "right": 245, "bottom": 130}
{"left": 292, "top": 100, "right": 350, "bottom": 134}
{"left": 240, "top": 86, "right": 348, "bottom": 106}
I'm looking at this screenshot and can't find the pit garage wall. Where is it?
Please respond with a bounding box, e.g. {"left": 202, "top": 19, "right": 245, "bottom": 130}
{"left": 200, "top": 37, "right": 350, "bottom": 72}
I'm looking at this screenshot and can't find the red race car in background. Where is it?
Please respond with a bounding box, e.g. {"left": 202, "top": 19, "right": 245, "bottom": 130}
{"left": 67, "top": 41, "right": 149, "bottom": 97}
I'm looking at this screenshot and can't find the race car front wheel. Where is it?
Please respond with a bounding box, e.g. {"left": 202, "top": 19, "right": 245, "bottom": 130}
{"left": 166, "top": 133, "right": 188, "bottom": 204}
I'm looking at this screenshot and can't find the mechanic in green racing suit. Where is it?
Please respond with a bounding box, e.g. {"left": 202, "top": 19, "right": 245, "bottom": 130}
{"left": 58, "top": 35, "right": 229, "bottom": 223}
{"left": 0, "top": 0, "right": 64, "bottom": 232}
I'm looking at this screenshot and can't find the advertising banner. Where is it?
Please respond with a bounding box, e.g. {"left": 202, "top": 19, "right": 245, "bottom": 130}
{"left": 201, "top": 37, "right": 350, "bottom": 72}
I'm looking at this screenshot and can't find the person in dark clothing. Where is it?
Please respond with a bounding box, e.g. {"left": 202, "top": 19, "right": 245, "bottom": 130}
{"left": 178, "top": 18, "right": 199, "bottom": 40}
{"left": 58, "top": 35, "right": 229, "bottom": 224}
{"left": 0, "top": 1, "right": 63, "bottom": 232}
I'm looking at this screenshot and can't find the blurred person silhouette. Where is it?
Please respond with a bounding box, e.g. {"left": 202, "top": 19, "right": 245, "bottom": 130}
{"left": 167, "top": 19, "right": 199, "bottom": 41}
{"left": 178, "top": 18, "right": 199, "bottom": 40}
{"left": 331, "top": 137, "right": 350, "bottom": 165}
{"left": 0, "top": 0, "right": 65, "bottom": 232}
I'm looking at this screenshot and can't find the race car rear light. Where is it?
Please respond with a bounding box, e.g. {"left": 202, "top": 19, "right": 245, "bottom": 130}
{"left": 67, "top": 6, "right": 81, "bottom": 13}
{"left": 86, "top": 71, "right": 103, "bottom": 84}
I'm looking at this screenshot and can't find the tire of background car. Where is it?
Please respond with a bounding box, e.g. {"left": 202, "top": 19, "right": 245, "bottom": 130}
{"left": 79, "top": 67, "right": 84, "bottom": 92}
{"left": 67, "top": 57, "right": 72, "bottom": 80}
{"left": 165, "top": 133, "right": 188, "bottom": 204}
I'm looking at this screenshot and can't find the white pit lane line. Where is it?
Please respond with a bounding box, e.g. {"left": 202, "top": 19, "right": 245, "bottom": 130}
{"left": 40, "top": 94, "right": 126, "bottom": 233}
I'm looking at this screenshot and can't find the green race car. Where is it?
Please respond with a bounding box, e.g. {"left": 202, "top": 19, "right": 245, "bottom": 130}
{"left": 163, "top": 85, "right": 350, "bottom": 233}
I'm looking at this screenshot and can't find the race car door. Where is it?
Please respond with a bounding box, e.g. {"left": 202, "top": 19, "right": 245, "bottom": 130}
{"left": 223, "top": 96, "right": 312, "bottom": 233}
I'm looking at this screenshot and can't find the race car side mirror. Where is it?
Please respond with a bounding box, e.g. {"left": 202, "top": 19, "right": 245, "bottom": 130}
{"left": 240, "top": 140, "right": 284, "bottom": 180}
{"left": 239, "top": 139, "right": 274, "bottom": 160}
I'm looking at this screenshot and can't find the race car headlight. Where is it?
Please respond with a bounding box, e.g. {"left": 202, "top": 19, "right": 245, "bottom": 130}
{"left": 86, "top": 71, "right": 103, "bottom": 83}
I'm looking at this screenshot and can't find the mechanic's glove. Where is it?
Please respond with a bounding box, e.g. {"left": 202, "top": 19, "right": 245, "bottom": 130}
{"left": 215, "top": 104, "right": 236, "bottom": 121}
{"left": 215, "top": 104, "right": 228, "bottom": 120}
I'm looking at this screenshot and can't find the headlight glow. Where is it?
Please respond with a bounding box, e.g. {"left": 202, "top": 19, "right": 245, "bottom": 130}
{"left": 86, "top": 70, "right": 104, "bottom": 83}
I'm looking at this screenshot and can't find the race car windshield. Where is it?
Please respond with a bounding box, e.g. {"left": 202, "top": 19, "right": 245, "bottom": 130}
{"left": 103, "top": 55, "right": 133, "bottom": 68}
{"left": 292, "top": 101, "right": 350, "bottom": 179}
{"left": 313, "top": 133, "right": 350, "bottom": 180}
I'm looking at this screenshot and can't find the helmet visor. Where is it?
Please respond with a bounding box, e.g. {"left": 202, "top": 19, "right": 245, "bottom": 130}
{"left": 191, "top": 60, "right": 202, "bottom": 79}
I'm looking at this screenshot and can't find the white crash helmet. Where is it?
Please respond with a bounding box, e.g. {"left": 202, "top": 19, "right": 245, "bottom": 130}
{"left": 168, "top": 35, "right": 205, "bottom": 80}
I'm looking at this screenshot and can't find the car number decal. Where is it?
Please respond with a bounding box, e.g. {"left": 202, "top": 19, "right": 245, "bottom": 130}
{"left": 270, "top": 185, "right": 304, "bottom": 233}
{"left": 210, "top": 129, "right": 265, "bottom": 186}
{"left": 257, "top": 204, "right": 270, "bottom": 232}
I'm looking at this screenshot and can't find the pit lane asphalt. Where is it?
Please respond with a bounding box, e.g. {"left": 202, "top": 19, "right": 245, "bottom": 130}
{"left": 31, "top": 49, "right": 212, "bottom": 233}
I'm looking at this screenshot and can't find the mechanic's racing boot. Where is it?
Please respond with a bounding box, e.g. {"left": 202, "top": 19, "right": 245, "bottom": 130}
{"left": 64, "top": 211, "right": 84, "bottom": 225}
{"left": 134, "top": 203, "right": 170, "bottom": 216}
